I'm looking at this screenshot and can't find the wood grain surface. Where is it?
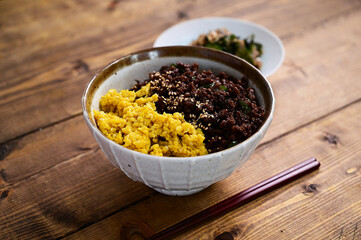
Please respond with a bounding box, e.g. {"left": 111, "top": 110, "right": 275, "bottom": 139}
{"left": 0, "top": 0, "right": 360, "bottom": 239}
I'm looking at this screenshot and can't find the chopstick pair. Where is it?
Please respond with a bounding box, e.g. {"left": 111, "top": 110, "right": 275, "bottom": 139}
{"left": 147, "top": 157, "right": 320, "bottom": 240}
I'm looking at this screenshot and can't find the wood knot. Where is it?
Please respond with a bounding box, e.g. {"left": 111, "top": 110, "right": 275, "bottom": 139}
{"left": 323, "top": 132, "right": 339, "bottom": 145}
{"left": 177, "top": 10, "right": 189, "bottom": 19}
{"left": 0, "top": 190, "right": 10, "bottom": 199}
{"left": 72, "top": 59, "right": 89, "bottom": 74}
{"left": 304, "top": 184, "right": 319, "bottom": 193}
{"left": 107, "top": 0, "right": 120, "bottom": 11}
{"left": 302, "top": 184, "right": 319, "bottom": 196}
{"left": 215, "top": 232, "right": 234, "bottom": 240}
{"left": 306, "top": 184, "right": 318, "bottom": 192}
{"left": 0, "top": 141, "right": 18, "bottom": 161}
{"left": 120, "top": 221, "right": 155, "bottom": 240}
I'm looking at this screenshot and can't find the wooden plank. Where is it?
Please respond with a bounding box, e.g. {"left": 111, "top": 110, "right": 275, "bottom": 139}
{"left": 0, "top": 0, "right": 263, "bottom": 87}
{"left": 0, "top": 116, "right": 98, "bottom": 188}
{"left": 64, "top": 100, "right": 361, "bottom": 240}
{"left": 0, "top": 149, "right": 153, "bottom": 239}
{"left": 1, "top": 0, "right": 360, "bottom": 142}
{"left": 261, "top": 6, "right": 361, "bottom": 142}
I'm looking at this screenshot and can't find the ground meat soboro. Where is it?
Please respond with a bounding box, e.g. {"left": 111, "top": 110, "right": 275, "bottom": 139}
{"left": 93, "top": 84, "right": 208, "bottom": 157}
{"left": 131, "top": 62, "right": 265, "bottom": 153}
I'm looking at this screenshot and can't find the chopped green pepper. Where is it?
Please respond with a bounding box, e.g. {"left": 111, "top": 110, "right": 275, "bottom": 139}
{"left": 220, "top": 85, "right": 228, "bottom": 91}
{"left": 228, "top": 140, "right": 238, "bottom": 148}
{"left": 201, "top": 82, "right": 215, "bottom": 88}
{"left": 238, "top": 100, "right": 251, "bottom": 113}
{"left": 170, "top": 63, "right": 186, "bottom": 74}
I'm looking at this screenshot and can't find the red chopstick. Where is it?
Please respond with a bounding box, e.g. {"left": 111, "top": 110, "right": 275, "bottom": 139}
{"left": 147, "top": 157, "right": 320, "bottom": 240}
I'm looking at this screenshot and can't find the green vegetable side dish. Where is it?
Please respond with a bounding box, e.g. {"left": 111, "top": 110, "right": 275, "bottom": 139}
{"left": 191, "top": 28, "right": 263, "bottom": 69}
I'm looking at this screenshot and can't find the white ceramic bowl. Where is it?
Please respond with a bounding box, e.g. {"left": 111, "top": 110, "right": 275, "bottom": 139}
{"left": 82, "top": 46, "right": 275, "bottom": 196}
{"left": 154, "top": 17, "right": 285, "bottom": 77}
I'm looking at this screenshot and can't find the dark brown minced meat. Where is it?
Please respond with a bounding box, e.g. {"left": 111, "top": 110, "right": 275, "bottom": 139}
{"left": 131, "top": 62, "right": 265, "bottom": 153}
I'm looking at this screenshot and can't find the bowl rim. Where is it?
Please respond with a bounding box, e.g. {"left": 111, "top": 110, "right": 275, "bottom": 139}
{"left": 81, "top": 45, "right": 275, "bottom": 161}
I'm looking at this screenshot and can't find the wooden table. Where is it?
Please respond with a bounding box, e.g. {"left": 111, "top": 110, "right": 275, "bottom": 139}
{"left": 1, "top": 0, "right": 360, "bottom": 239}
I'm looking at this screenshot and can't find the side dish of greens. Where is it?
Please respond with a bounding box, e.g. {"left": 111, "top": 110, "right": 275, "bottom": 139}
{"left": 192, "top": 29, "right": 263, "bottom": 69}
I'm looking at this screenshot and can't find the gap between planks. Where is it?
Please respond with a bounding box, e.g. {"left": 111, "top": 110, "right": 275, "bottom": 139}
{"left": 0, "top": 113, "right": 82, "bottom": 146}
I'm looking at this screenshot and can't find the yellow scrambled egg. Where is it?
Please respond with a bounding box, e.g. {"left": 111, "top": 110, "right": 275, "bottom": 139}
{"left": 93, "top": 84, "right": 208, "bottom": 157}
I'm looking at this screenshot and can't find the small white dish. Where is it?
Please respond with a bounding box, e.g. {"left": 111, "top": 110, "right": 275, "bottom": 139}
{"left": 154, "top": 17, "right": 285, "bottom": 77}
